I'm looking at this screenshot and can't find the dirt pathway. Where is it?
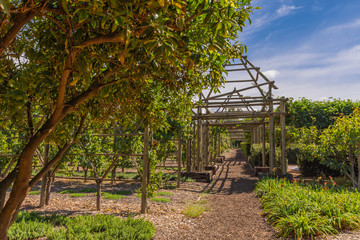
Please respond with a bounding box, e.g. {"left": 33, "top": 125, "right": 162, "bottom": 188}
{"left": 153, "top": 149, "right": 275, "bottom": 240}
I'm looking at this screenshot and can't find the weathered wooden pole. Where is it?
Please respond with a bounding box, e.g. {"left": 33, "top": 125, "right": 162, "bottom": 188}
{"left": 186, "top": 139, "right": 191, "bottom": 172}
{"left": 261, "top": 123, "right": 266, "bottom": 167}
{"left": 203, "top": 123, "right": 209, "bottom": 167}
{"left": 192, "top": 122, "right": 196, "bottom": 171}
{"left": 280, "top": 99, "right": 287, "bottom": 175}
{"left": 141, "top": 126, "right": 149, "bottom": 214}
{"left": 177, "top": 130, "right": 182, "bottom": 188}
{"left": 269, "top": 96, "right": 275, "bottom": 172}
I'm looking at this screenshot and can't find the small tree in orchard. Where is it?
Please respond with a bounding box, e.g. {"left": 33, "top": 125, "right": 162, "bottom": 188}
{"left": 319, "top": 109, "right": 360, "bottom": 187}
{"left": 0, "top": 0, "right": 256, "bottom": 237}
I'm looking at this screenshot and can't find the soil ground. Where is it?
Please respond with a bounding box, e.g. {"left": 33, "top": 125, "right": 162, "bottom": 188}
{"left": 12, "top": 148, "right": 360, "bottom": 239}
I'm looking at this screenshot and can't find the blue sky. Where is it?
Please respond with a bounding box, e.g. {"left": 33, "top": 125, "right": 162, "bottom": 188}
{"left": 233, "top": 0, "right": 360, "bottom": 100}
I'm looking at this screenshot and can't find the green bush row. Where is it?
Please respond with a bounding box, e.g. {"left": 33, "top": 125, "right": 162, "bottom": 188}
{"left": 8, "top": 211, "right": 154, "bottom": 240}
{"left": 248, "top": 143, "right": 343, "bottom": 177}
{"left": 255, "top": 177, "right": 360, "bottom": 239}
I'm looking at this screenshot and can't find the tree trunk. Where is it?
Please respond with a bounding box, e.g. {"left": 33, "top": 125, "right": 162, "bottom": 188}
{"left": 0, "top": 169, "right": 17, "bottom": 211}
{"left": 45, "top": 176, "right": 54, "bottom": 205}
{"left": 349, "top": 145, "right": 355, "bottom": 181}
{"left": 39, "top": 173, "right": 48, "bottom": 208}
{"left": 1, "top": 156, "right": 17, "bottom": 179}
{"left": 83, "top": 167, "right": 88, "bottom": 182}
{"left": 39, "top": 144, "right": 50, "bottom": 207}
{"left": 96, "top": 180, "right": 102, "bottom": 211}
{"left": 111, "top": 165, "right": 117, "bottom": 184}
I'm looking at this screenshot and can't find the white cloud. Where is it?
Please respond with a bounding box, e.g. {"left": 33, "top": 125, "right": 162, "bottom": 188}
{"left": 263, "top": 70, "right": 280, "bottom": 80}
{"left": 276, "top": 5, "right": 302, "bottom": 17}
{"left": 254, "top": 45, "right": 360, "bottom": 100}
{"left": 324, "top": 18, "right": 360, "bottom": 32}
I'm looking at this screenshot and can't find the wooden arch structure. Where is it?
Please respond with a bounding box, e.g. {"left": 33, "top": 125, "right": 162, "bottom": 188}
{"left": 189, "top": 56, "right": 288, "bottom": 175}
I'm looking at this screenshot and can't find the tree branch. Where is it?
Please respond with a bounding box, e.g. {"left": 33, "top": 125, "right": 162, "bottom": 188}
{"left": 29, "top": 115, "right": 86, "bottom": 187}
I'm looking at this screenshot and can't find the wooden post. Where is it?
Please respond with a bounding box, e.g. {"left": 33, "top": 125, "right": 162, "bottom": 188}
{"left": 280, "top": 100, "right": 287, "bottom": 175}
{"left": 217, "top": 133, "right": 221, "bottom": 157}
{"left": 141, "top": 126, "right": 149, "bottom": 214}
{"left": 177, "top": 130, "right": 182, "bottom": 188}
{"left": 269, "top": 98, "right": 275, "bottom": 172}
{"left": 186, "top": 139, "right": 191, "bottom": 172}
{"left": 192, "top": 122, "right": 196, "bottom": 171}
{"left": 203, "top": 123, "right": 209, "bottom": 167}
{"left": 261, "top": 123, "right": 266, "bottom": 167}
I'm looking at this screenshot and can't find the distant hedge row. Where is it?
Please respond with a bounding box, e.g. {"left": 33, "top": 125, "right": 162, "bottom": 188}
{"left": 286, "top": 98, "right": 360, "bottom": 129}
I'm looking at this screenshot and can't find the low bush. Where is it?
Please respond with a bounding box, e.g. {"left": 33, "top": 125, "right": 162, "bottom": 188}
{"left": 248, "top": 144, "right": 281, "bottom": 167}
{"left": 296, "top": 144, "right": 341, "bottom": 177}
{"left": 8, "top": 211, "right": 155, "bottom": 240}
{"left": 255, "top": 177, "right": 360, "bottom": 239}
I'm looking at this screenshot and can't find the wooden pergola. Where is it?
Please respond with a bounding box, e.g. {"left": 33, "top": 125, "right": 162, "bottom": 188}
{"left": 189, "top": 56, "right": 288, "bottom": 175}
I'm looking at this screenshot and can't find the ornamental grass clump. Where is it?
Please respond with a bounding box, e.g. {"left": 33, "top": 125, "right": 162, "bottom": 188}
{"left": 255, "top": 177, "right": 360, "bottom": 239}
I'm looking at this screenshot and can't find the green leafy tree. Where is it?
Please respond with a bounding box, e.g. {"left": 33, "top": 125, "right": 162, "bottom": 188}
{"left": 319, "top": 109, "right": 360, "bottom": 187}
{"left": 0, "top": 0, "right": 256, "bottom": 237}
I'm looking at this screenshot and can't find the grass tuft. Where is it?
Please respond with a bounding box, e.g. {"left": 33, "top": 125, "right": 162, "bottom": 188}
{"left": 154, "top": 191, "right": 173, "bottom": 197}
{"left": 150, "top": 197, "right": 171, "bottom": 203}
{"left": 69, "top": 193, "right": 86, "bottom": 198}
{"left": 59, "top": 189, "right": 76, "bottom": 194}
{"left": 115, "top": 190, "right": 132, "bottom": 195}
{"left": 29, "top": 191, "right": 41, "bottom": 195}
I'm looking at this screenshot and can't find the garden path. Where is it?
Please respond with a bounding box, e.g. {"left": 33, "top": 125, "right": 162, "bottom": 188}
{"left": 153, "top": 149, "right": 276, "bottom": 240}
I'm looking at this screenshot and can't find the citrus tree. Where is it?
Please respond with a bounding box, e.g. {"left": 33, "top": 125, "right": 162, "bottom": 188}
{"left": 319, "top": 109, "right": 360, "bottom": 187}
{"left": 0, "top": 0, "right": 256, "bottom": 237}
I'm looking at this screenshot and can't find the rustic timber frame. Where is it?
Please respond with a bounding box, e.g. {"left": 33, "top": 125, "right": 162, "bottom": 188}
{"left": 189, "top": 56, "right": 288, "bottom": 175}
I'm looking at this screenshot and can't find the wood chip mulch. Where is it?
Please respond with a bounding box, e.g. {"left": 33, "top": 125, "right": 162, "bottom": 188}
{"left": 14, "top": 149, "right": 360, "bottom": 239}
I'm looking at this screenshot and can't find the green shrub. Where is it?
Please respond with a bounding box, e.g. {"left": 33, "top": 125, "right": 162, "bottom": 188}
{"left": 249, "top": 144, "right": 281, "bottom": 167}
{"left": 297, "top": 144, "right": 341, "bottom": 177}
{"left": 255, "top": 177, "right": 360, "bottom": 239}
{"left": 150, "top": 197, "right": 171, "bottom": 203}
{"left": 9, "top": 212, "right": 155, "bottom": 240}
{"left": 286, "top": 145, "right": 300, "bottom": 165}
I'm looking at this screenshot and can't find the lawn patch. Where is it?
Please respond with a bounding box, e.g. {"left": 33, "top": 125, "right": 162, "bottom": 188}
{"left": 69, "top": 193, "right": 86, "bottom": 198}
{"left": 154, "top": 191, "right": 173, "bottom": 197}
{"left": 29, "top": 191, "right": 41, "bottom": 195}
{"left": 150, "top": 197, "right": 171, "bottom": 203}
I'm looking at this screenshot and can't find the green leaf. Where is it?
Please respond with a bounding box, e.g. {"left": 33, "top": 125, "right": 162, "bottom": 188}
{"left": 0, "top": 0, "right": 10, "bottom": 13}
{"left": 78, "top": 10, "right": 89, "bottom": 23}
{"left": 60, "top": 0, "right": 70, "bottom": 15}
{"left": 157, "top": 0, "right": 165, "bottom": 7}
